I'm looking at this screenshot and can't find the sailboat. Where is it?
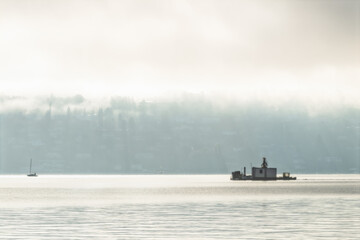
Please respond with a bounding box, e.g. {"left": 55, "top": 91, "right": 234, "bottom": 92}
{"left": 27, "top": 158, "right": 38, "bottom": 177}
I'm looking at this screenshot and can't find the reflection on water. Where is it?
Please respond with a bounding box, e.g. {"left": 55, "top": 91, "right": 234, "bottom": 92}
{"left": 0, "top": 175, "right": 359, "bottom": 239}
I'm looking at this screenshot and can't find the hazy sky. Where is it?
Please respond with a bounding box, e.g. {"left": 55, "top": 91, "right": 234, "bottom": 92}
{"left": 0, "top": 0, "right": 359, "bottom": 101}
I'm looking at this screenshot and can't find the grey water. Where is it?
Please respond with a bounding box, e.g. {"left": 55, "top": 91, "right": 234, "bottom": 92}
{"left": 0, "top": 175, "right": 359, "bottom": 239}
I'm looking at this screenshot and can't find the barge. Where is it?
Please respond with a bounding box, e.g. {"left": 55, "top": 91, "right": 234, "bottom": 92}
{"left": 231, "top": 157, "right": 296, "bottom": 181}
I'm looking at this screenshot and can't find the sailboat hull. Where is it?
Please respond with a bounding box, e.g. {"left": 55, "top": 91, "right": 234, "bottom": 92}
{"left": 27, "top": 158, "right": 38, "bottom": 177}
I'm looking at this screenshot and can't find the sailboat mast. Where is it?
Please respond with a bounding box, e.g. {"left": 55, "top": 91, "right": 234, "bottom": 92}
{"left": 29, "top": 159, "right": 32, "bottom": 174}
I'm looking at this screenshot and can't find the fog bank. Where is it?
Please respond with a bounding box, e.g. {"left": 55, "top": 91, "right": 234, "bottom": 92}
{"left": 1, "top": 95, "right": 359, "bottom": 174}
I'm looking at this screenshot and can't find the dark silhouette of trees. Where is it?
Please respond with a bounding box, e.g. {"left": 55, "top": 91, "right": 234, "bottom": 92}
{"left": 0, "top": 95, "right": 359, "bottom": 174}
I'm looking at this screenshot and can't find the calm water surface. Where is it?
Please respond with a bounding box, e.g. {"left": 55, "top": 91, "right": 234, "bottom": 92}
{"left": 0, "top": 174, "right": 359, "bottom": 239}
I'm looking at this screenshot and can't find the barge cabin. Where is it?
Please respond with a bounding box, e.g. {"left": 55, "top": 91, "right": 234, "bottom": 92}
{"left": 231, "top": 157, "right": 296, "bottom": 181}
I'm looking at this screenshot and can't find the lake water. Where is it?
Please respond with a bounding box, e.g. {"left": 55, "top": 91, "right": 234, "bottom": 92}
{"left": 0, "top": 174, "right": 359, "bottom": 239}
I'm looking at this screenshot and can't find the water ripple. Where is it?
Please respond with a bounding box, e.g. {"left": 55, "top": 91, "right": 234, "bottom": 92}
{"left": 0, "top": 175, "right": 359, "bottom": 239}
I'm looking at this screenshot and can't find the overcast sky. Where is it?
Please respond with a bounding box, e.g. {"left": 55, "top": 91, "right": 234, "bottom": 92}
{"left": 0, "top": 0, "right": 359, "bottom": 102}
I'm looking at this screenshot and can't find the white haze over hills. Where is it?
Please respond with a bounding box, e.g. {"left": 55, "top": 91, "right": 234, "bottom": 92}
{"left": 0, "top": 0, "right": 359, "bottom": 101}
{"left": 0, "top": 0, "right": 359, "bottom": 174}
{"left": 0, "top": 94, "right": 360, "bottom": 174}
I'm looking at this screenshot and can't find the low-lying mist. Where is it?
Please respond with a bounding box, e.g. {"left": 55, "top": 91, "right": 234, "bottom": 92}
{"left": 0, "top": 94, "right": 359, "bottom": 174}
